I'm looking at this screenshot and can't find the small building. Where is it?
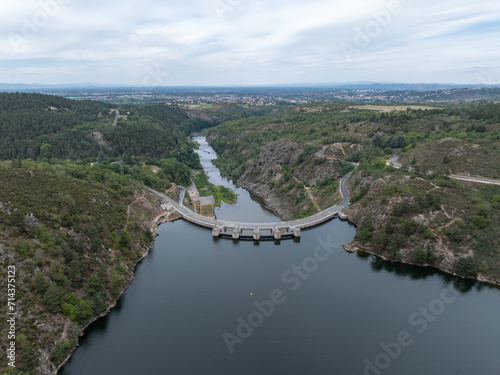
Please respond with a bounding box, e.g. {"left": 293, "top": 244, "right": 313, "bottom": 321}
{"left": 192, "top": 196, "right": 215, "bottom": 216}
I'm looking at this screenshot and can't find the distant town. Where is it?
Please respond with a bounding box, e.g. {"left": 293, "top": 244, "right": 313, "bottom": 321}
{"left": 6, "top": 84, "right": 500, "bottom": 105}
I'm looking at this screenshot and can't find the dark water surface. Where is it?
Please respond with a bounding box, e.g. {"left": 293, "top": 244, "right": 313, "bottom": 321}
{"left": 60, "top": 138, "right": 500, "bottom": 375}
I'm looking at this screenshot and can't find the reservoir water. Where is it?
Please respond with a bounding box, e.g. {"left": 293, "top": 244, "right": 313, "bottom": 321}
{"left": 60, "top": 137, "right": 500, "bottom": 375}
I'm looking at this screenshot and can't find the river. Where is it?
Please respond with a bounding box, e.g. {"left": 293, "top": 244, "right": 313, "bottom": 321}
{"left": 60, "top": 136, "right": 500, "bottom": 375}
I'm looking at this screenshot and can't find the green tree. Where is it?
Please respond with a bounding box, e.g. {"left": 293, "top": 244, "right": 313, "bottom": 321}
{"left": 10, "top": 209, "right": 25, "bottom": 230}
{"left": 18, "top": 345, "right": 40, "bottom": 372}
{"left": 43, "top": 284, "right": 63, "bottom": 313}
{"left": 372, "top": 230, "right": 387, "bottom": 252}
{"left": 39, "top": 143, "right": 53, "bottom": 158}
{"left": 478, "top": 260, "right": 489, "bottom": 274}
{"left": 357, "top": 217, "right": 374, "bottom": 243}
{"left": 71, "top": 299, "right": 93, "bottom": 323}
{"left": 68, "top": 258, "right": 83, "bottom": 287}
{"left": 34, "top": 273, "right": 50, "bottom": 295}
{"left": 411, "top": 247, "right": 428, "bottom": 265}
{"left": 471, "top": 215, "right": 488, "bottom": 229}
{"left": 455, "top": 257, "right": 478, "bottom": 278}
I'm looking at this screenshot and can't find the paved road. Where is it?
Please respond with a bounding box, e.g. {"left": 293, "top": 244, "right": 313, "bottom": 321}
{"left": 390, "top": 154, "right": 402, "bottom": 167}
{"left": 178, "top": 187, "right": 185, "bottom": 204}
{"left": 147, "top": 172, "right": 353, "bottom": 230}
{"left": 388, "top": 155, "right": 500, "bottom": 185}
{"left": 112, "top": 110, "right": 119, "bottom": 126}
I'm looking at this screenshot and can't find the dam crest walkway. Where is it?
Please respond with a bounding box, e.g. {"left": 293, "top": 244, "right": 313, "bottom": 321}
{"left": 148, "top": 174, "right": 352, "bottom": 240}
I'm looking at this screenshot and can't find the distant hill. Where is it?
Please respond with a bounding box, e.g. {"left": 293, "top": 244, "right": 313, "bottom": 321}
{"left": 2, "top": 81, "right": 499, "bottom": 93}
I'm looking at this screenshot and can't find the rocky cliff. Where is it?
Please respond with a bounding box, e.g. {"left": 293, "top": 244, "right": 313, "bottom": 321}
{"left": 235, "top": 139, "right": 344, "bottom": 219}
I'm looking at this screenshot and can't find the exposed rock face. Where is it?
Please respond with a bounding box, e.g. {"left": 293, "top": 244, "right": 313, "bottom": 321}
{"left": 343, "top": 175, "right": 390, "bottom": 228}
{"left": 91, "top": 131, "right": 113, "bottom": 150}
{"left": 237, "top": 140, "right": 302, "bottom": 219}
{"left": 236, "top": 139, "right": 343, "bottom": 219}
{"left": 0, "top": 201, "right": 11, "bottom": 214}
{"left": 24, "top": 212, "right": 39, "bottom": 232}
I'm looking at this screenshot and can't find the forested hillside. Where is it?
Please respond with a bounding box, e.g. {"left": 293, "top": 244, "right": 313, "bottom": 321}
{"left": 207, "top": 102, "right": 499, "bottom": 179}
{"left": 0, "top": 93, "right": 208, "bottom": 167}
{"left": 205, "top": 101, "right": 500, "bottom": 284}
{"left": 0, "top": 159, "right": 172, "bottom": 373}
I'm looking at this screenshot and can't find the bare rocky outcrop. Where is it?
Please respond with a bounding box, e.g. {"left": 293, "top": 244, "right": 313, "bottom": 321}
{"left": 237, "top": 140, "right": 302, "bottom": 219}
{"left": 24, "top": 212, "right": 39, "bottom": 232}
{"left": 91, "top": 131, "right": 113, "bottom": 150}
{"left": 236, "top": 139, "right": 343, "bottom": 219}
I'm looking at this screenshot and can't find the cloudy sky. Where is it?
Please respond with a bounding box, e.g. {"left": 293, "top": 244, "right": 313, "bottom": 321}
{"left": 0, "top": 0, "right": 499, "bottom": 85}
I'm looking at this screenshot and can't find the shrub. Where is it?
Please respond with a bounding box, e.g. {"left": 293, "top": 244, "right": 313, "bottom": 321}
{"left": 50, "top": 339, "right": 73, "bottom": 363}
{"left": 471, "top": 215, "right": 488, "bottom": 229}
{"left": 357, "top": 217, "right": 374, "bottom": 243}
{"left": 43, "top": 284, "right": 63, "bottom": 313}
{"left": 455, "top": 257, "right": 478, "bottom": 278}
{"left": 401, "top": 219, "right": 418, "bottom": 236}
{"left": 411, "top": 247, "right": 428, "bottom": 265}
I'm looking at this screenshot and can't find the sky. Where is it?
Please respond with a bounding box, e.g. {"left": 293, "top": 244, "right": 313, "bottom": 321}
{"left": 0, "top": 0, "right": 499, "bottom": 86}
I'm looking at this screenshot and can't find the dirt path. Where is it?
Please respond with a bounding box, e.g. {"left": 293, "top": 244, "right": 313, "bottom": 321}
{"left": 388, "top": 155, "right": 500, "bottom": 185}
{"left": 150, "top": 212, "right": 169, "bottom": 228}
{"left": 339, "top": 144, "right": 347, "bottom": 157}
{"left": 293, "top": 176, "right": 321, "bottom": 211}
{"left": 124, "top": 191, "right": 149, "bottom": 229}
{"left": 59, "top": 322, "right": 69, "bottom": 341}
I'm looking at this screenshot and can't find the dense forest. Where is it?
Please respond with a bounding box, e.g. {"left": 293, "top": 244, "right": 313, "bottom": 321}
{"left": 0, "top": 93, "right": 210, "bottom": 170}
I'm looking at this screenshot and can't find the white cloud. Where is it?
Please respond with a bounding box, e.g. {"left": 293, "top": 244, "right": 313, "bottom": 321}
{"left": 0, "top": 0, "right": 499, "bottom": 84}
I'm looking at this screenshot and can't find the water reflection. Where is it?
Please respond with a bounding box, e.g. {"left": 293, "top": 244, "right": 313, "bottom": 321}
{"left": 360, "top": 252, "right": 484, "bottom": 294}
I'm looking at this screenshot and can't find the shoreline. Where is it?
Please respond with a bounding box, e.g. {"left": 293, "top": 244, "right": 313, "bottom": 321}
{"left": 342, "top": 241, "right": 500, "bottom": 288}
{"left": 56, "top": 211, "right": 181, "bottom": 373}
{"left": 228, "top": 166, "right": 500, "bottom": 288}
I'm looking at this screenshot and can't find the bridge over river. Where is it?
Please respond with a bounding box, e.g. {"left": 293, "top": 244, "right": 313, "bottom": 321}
{"left": 148, "top": 174, "right": 352, "bottom": 240}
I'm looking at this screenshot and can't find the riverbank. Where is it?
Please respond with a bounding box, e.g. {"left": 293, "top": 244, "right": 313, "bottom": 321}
{"left": 55, "top": 194, "right": 181, "bottom": 374}
{"left": 342, "top": 242, "right": 500, "bottom": 288}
